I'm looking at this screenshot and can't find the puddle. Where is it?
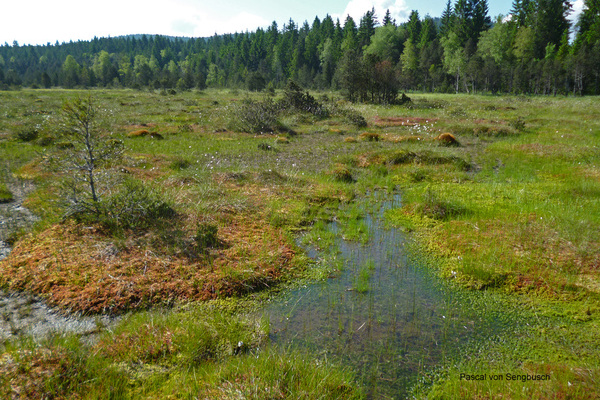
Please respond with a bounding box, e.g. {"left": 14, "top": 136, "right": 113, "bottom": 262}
{"left": 261, "top": 192, "right": 516, "bottom": 398}
{"left": 0, "top": 290, "right": 116, "bottom": 343}
{"left": 0, "top": 180, "right": 119, "bottom": 343}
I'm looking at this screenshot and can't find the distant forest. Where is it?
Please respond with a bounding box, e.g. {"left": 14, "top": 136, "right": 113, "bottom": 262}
{"left": 1, "top": 0, "right": 600, "bottom": 99}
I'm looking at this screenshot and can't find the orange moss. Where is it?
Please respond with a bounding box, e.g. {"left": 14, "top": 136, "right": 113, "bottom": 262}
{"left": 435, "top": 132, "right": 460, "bottom": 146}
{"left": 0, "top": 215, "right": 295, "bottom": 314}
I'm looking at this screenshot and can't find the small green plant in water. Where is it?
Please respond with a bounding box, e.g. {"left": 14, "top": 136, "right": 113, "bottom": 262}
{"left": 354, "top": 267, "right": 371, "bottom": 293}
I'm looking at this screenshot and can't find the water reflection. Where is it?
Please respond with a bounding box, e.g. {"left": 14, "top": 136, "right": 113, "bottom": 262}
{"left": 261, "top": 192, "right": 506, "bottom": 398}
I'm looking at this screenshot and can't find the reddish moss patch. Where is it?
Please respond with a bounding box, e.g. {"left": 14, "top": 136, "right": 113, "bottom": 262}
{"left": 0, "top": 216, "right": 295, "bottom": 314}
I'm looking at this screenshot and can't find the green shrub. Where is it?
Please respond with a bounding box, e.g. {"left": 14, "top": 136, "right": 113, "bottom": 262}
{"left": 386, "top": 150, "right": 417, "bottom": 165}
{"left": 342, "top": 109, "right": 367, "bottom": 128}
{"left": 331, "top": 164, "right": 354, "bottom": 183}
{"left": 15, "top": 126, "right": 39, "bottom": 142}
{"left": 227, "top": 98, "right": 281, "bottom": 133}
{"left": 511, "top": 116, "right": 526, "bottom": 131}
{"left": 101, "top": 179, "right": 175, "bottom": 231}
{"left": 280, "top": 80, "right": 329, "bottom": 117}
{"left": 36, "top": 134, "right": 56, "bottom": 146}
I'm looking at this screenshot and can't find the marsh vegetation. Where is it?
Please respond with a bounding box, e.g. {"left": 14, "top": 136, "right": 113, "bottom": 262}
{"left": 0, "top": 87, "right": 599, "bottom": 398}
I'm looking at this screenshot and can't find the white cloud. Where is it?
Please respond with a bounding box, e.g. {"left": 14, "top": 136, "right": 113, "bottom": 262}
{"left": 2, "top": 0, "right": 269, "bottom": 45}
{"left": 340, "top": 0, "right": 410, "bottom": 25}
{"left": 569, "top": 0, "right": 585, "bottom": 24}
{"left": 186, "top": 11, "right": 270, "bottom": 37}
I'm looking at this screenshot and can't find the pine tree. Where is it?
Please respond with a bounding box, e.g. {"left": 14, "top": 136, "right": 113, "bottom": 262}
{"left": 472, "top": 0, "right": 492, "bottom": 37}
{"left": 406, "top": 11, "right": 422, "bottom": 44}
{"left": 358, "top": 8, "right": 378, "bottom": 49}
{"left": 383, "top": 9, "right": 395, "bottom": 26}
{"left": 533, "top": 0, "right": 572, "bottom": 58}
{"left": 440, "top": 0, "right": 454, "bottom": 36}
{"left": 575, "top": 0, "right": 600, "bottom": 46}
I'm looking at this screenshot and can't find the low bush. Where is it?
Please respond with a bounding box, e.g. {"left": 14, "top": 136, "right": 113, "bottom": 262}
{"left": 342, "top": 109, "right": 367, "bottom": 128}
{"left": 331, "top": 164, "right": 354, "bottom": 183}
{"left": 473, "top": 125, "right": 517, "bottom": 137}
{"left": 15, "top": 126, "right": 39, "bottom": 142}
{"left": 227, "top": 98, "right": 281, "bottom": 134}
{"left": 257, "top": 142, "right": 273, "bottom": 151}
{"left": 100, "top": 178, "right": 175, "bottom": 231}
{"left": 510, "top": 116, "right": 526, "bottom": 131}
{"left": 36, "top": 134, "right": 55, "bottom": 146}
{"left": 280, "top": 80, "right": 329, "bottom": 118}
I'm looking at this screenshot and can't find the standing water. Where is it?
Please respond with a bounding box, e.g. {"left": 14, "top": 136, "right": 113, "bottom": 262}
{"left": 261, "top": 191, "right": 514, "bottom": 398}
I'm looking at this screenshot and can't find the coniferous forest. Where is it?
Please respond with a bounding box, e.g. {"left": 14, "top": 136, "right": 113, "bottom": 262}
{"left": 1, "top": 0, "right": 600, "bottom": 99}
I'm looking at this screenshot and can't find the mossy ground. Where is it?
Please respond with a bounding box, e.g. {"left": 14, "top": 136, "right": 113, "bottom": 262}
{"left": 0, "top": 89, "right": 599, "bottom": 398}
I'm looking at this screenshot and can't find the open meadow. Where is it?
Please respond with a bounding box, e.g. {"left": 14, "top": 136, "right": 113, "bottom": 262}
{"left": 0, "top": 87, "right": 599, "bottom": 398}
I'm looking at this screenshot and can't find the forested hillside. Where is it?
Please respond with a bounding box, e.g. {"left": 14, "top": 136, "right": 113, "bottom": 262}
{"left": 1, "top": 0, "right": 599, "bottom": 98}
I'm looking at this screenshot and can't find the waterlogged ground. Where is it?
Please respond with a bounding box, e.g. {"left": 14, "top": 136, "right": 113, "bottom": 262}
{"left": 0, "top": 181, "right": 118, "bottom": 343}
{"left": 0, "top": 90, "right": 598, "bottom": 398}
{"left": 0, "top": 289, "right": 116, "bottom": 342}
{"left": 261, "top": 192, "right": 524, "bottom": 398}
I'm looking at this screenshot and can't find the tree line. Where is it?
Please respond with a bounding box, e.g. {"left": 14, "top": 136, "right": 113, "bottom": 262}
{"left": 1, "top": 0, "right": 599, "bottom": 99}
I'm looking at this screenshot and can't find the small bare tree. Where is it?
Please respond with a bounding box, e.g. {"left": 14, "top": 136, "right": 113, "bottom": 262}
{"left": 57, "top": 95, "right": 122, "bottom": 218}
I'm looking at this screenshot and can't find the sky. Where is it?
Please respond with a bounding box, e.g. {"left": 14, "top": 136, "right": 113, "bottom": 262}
{"left": 2, "top": 0, "right": 585, "bottom": 46}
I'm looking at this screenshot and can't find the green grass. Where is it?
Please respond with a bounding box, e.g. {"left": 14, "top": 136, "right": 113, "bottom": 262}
{"left": 1, "top": 89, "right": 600, "bottom": 398}
{"left": 0, "top": 301, "right": 361, "bottom": 399}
